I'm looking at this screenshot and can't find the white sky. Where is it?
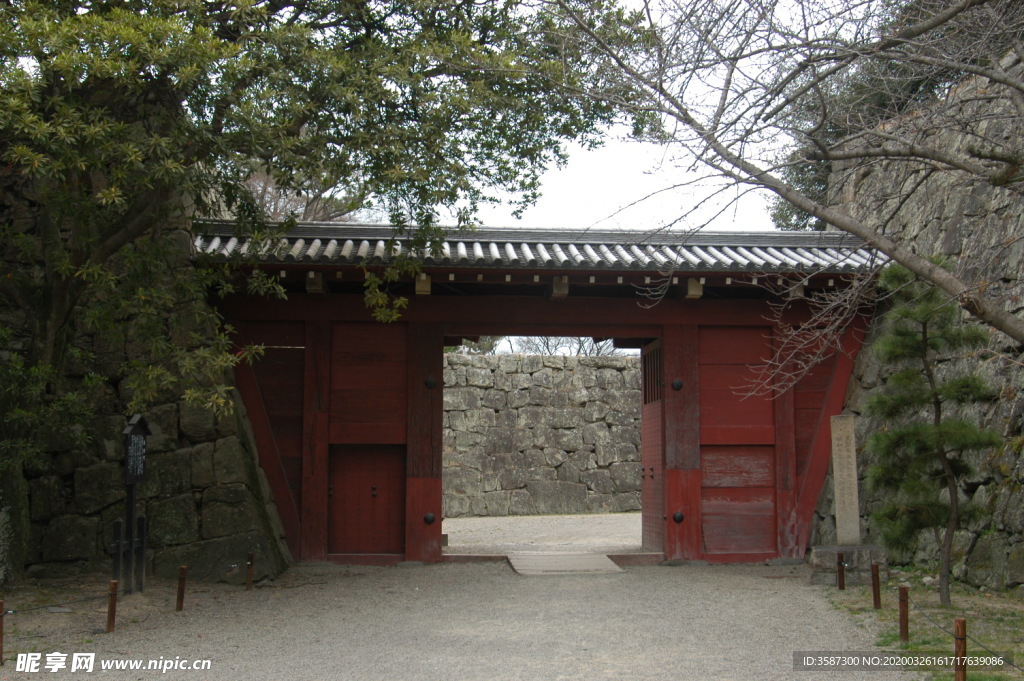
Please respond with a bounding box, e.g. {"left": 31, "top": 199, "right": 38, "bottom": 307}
{"left": 472, "top": 137, "right": 778, "bottom": 233}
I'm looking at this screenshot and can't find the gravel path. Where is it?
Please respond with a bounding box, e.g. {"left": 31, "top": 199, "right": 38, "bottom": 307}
{"left": 7, "top": 563, "right": 913, "bottom": 681}
{"left": 4, "top": 515, "right": 914, "bottom": 680}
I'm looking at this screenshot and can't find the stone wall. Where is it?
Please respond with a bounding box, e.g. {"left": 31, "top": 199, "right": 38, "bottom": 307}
{"left": 443, "top": 354, "right": 642, "bottom": 517}
{"left": 816, "top": 60, "right": 1024, "bottom": 589}
{"left": 25, "top": 399, "right": 290, "bottom": 584}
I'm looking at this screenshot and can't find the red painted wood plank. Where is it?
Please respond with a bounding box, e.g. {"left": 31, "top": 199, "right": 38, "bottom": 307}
{"left": 301, "top": 321, "right": 331, "bottom": 561}
{"left": 664, "top": 469, "right": 701, "bottom": 560}
{"left": 701, "top": 446, "right": 775, "bottom": 487}
{"left": 405, "top": 477, "right": 442, "bottom": 562}
{"left": 699, "top": 425, "right": 776, "bottom": 445}
{"left": 699, "top": 365, "right": 775, "bottom": 428}
{"left": 663, "top": 325, "right": 699, "bottom": 470}
{"left": 698, "top": 326, "right": 772, "bottom": 364}
{"left": 406, "top": 324, "right": 443, "bottom": 479}
{"left": 702, "top": 513, "right": 776, "bottom": 554}
{"left": 641, "top": 371, "right": 665, "bottom": 552}
{"left": 791, "top": 318, "right": 868, "bottom": 556}
{"left": 328, "top": 445, "right": 406, "bottom": 554}
{"left": 220, "top": 291, "right": 819, "bottom": 329}
{"left": 701, "top": 487, "right": 775, "bottom": 515}
{"left": 775, "top": 379, "right": 798, "bottom": 557}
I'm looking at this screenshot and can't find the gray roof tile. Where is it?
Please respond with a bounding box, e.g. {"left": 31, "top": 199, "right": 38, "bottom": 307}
{"left": 195, "top": 222, "right": 882, "bottom": 274}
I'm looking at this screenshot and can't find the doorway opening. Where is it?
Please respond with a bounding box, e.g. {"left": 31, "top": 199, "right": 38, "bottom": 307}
{"left": 440, "top": 336, "right": 650, "bottom": 556}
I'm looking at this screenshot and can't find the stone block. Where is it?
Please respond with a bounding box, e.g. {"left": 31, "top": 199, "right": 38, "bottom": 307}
{"left": 966, "top": 533, "right": 1008, "bottom": 589}
{"left": 484, "top": 428, "right": 515, "bottom": 456}
{"left": 583, "top": 401, "right": 609, "bottom": 423}
{"left": 443, "top": 494, "right": 473, "bottom": 518}
{"left": 42, "top": 515, "right": 99, "bottom": 561}
{"left": 74, "top": 463, "right": 124, "bottom": 514}
{"left": 191, "top": 442, "right": 216, "bottom": 488}
{"left": 596, "top": 368, "right": 624, "bottom": 389}
{"left": 466, "top": 367, "right": 494, "bottom": 388}
{"left": 508, "top": 389, "right": 530, "bottom": 408}
{"left": 143, "top": 403, "right": 180, "bottom": 452}
{"left": 156, "top": 448, "right": 193, "bottom": 495}
{"left": 149, "top": 494, "right": 199, "bottom": 547}
{"left": 152, "top": 530, "right": 285, "bottom": 584}
{"left": 526, "top": 480, "right": 587, "bottom": 514}
{"left": 583, "top": 421, "right": 611, "bottom": 445}
{"left": 509, "top": 489, "right": 537, "bottom": 514}
{"left": 443, "top": 467, "right": 483, "bottom": 497}
{"left": 521, "top": 356, "right": 543, "bottom": 373}
{"left": 179, "top": 401, "right": 216, "bottom": 442}
{"left": 29, "top": 476, "right": 64, "bottom": 522}
{"left": 483, "top": 491, "right": 511, "bottom": 516}
{"left": 549, "top": 429, "right": 583, "bottom": 452}
{"left": 201, "top": 484, "right": 260, "bottom": 539}
{"left": 444, "top": 388, "right": 481, "bottom": 411}
{"left": 481, "top": 390, "right": 507, "bottom": 409}
{"left": 1007, "top": 544, "right": 1024, "bottom": 587}
{"left": 609, "top": 462, "right": 643, "bottom": 492}
{"left": 580, "top": 469, "right": 615, "bottom": 494}
{"left": 808, "top": 545, "right": 889, "bottom": 586}
{"left": 213, "top": 436, "right": 250, "bottom": 485}
{"left": 614, "top": 493, "right": 642, "bottom": 512}
{"left": 556, "top": 462, "right": 581, "bottom": 483}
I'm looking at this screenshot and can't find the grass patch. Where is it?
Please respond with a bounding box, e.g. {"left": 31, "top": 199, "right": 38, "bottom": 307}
{"left": 830, "top": 566, "right": 1023, "bottom": 679}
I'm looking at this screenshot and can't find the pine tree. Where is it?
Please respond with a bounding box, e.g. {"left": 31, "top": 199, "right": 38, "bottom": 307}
{"left": 866, "top": 264, "right": 1001, "bottom": 606}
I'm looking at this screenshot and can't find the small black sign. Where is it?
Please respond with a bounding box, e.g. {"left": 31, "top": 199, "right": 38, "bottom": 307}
{"left": 122, "top": 415, "right": 151, "bottom": 484}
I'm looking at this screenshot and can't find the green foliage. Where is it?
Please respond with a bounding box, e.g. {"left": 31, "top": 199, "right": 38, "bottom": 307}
{"left": 769, "top": 0, "right": 1015, "bottom": 231}
{"left": 865, "top": 263, "right": 1001, "bottom": 602}
{"left": 0, "top": 0, "right": 638, "bottom": 466}
{"left": 0, "top": 327, "right": 98, "bottom": 471}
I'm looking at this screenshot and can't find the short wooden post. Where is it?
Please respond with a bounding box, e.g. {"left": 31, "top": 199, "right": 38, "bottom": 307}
{"left": 106, "top": 580, "right": 118, "bottom": 633}
{"left": 837, "top": 551, "right": 845, "bottom": 590}
{"left": 1, "top": 599, "right": 5, "bottom": 666}
{"left": 246, "top": 552, "right": 254, "bottom": 591}
{"left": 871, "top": 563, "right": 881, "bottom": 609}
{"left": 898, "top": 586, "right": 909, "bottom": 643}
{"left": 954, "top": 618, "right": 967, "bottom": 681}
{"left": 176, "top": 566, "right": 187, "bottom": 612}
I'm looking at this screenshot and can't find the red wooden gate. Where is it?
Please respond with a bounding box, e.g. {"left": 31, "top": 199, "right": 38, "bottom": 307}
{"left": 641, "top": 340, "right": 665, "bottom": 551}
{"left": 329, "top": 445, "right": 406, "bottom": 555}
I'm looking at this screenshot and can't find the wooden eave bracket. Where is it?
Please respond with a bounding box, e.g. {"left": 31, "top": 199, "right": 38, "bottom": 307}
{"left": 416, "top": 273, "right": 431, "bottom": 296}
{"left": 685, "top": 277, "right": 703, "bottom": 299}
{"left": 306, "top": 271, "right": 324, "bottom": 293}
{"left": 547, "top": 275, "right": 569, "bottom": 300}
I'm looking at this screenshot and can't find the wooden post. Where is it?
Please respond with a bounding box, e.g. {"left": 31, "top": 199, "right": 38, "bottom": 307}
{"left": 837, "top": 551, "right": 846, "bottom": 590}
{"left": 246, "top": 553, "right": 254, "bottom": 591}
{"left": 176, "top": 566, "right": 187, "bottom": 612}
{"left": 871, "top": 563, "right": 881, "bottom": 609}
{"left": 1, "top": 599, "right": 5, "bottom": 666}
{"left": 899, "top": 586, "right": 909, "bottom": 643}
{"left": 954, "top": 618, "right": 967, "bottom": 681}
{"left": 106, "top": 580, "right": 118, "bottom": 633}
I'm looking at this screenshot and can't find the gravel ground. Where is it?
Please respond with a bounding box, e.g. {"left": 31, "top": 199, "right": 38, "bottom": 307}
{"left": 2, "top": 515, "right": 915, "bottom": 680}
{"left": 442, "top": 513, "right": 645, "bottom": 554}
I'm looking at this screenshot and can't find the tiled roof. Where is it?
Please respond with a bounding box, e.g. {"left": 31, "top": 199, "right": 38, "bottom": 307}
{"left": 194, "top": 223, "right": 881, "bottom": 274}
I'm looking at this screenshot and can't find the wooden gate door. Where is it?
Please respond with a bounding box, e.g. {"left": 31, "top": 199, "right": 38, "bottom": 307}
{"left": 328, "top": 445, "right": 406, "bottom": 555}
{"left": 640, "top": 340, "right": 665, "bottom": 552}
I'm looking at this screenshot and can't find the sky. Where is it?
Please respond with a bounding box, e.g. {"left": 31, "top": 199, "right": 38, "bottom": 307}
{"left": 471, "top": 136, "right": 778, "bottom": 233}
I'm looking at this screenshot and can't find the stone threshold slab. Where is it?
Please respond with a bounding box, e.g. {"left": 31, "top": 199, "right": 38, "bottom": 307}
{"left": 508, "top": 552, "right": 624, "bottom": 576}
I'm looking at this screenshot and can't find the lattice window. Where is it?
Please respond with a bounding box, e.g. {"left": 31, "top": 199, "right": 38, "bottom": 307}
{"left": 642, "top": 344, "right": 662, "bottom": 404}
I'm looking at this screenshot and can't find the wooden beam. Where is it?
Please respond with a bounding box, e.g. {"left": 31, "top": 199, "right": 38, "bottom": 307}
{"left": 790, "top": 317, "right": 868, "bottom": 556}
{"left": 685, "top": 277, "right": 703, "bottom": 299}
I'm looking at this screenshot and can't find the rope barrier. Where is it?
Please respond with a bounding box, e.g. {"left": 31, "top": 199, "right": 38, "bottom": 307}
{"left": 904, "top": 592, "right": 1023, "bottom": 675}
{"left": 1, "top": 593, "right": 110, "bottom": 616}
